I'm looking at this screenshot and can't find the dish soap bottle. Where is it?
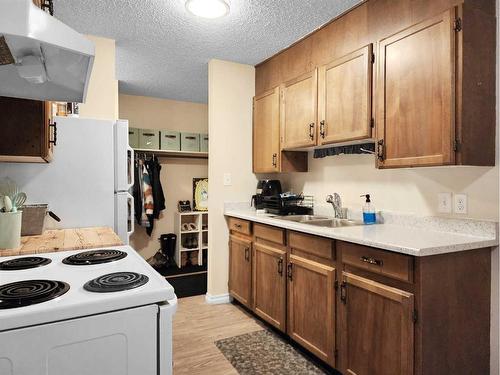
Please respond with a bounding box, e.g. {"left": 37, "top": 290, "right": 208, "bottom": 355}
{"left": 361, "top": 194, "right": 376, "bottom": 225}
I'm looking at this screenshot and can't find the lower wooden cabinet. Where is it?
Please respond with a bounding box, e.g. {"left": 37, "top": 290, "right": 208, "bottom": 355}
{"left": 228, "top": 235, "right": 252, "bottom": 308}
{"left": 287, "top": 254, "right": 336, "bottom": 366}
{"left": 339, "top": 272, "right": 414, "bottom": 375}
{"left": 252, "top": 243, "right": 286, "bottom": 331}
{"left": 227, "top": 221, "right": 491, "bottom": 375}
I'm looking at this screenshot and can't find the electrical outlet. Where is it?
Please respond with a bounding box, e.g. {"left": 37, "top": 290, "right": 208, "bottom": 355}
{"left": 437, "top": 192, "right": 452, "bottom": 213}
{"left": 454, "top": 194, "right": 467, "bottom": 214}
{"left": 223, "top": 173, "right": 232, "bottom": 186}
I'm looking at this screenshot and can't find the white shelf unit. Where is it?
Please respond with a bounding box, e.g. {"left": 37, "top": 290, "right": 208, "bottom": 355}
{"left": 174, "top": 211, "right": 208, "bottom": 268}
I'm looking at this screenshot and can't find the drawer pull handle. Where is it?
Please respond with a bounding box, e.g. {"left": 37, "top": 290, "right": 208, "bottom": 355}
{"left": 360, "top": 256, "right": 383, "bottom": 266}
{"left": 142, "top": 133, "right": 156, "bottom": 137}
{"left": 277, "top": 258, "right": 283, "bottom": 276}
{"left": 185, "top": 136, "right": 197, "bottom": 140}
{"left": 234, "top": 223, "right": 242, "bottom": 229}
{"left": 164, "top": 135, "right": 177, "bottom": 139}
{"left": 244, "top": 247, "right": 250, "bottom": 261}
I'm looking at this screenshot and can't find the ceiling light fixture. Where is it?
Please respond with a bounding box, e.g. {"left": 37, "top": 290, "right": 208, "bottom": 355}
{"left": 185, "top": 0, "right": 229, "bottom": 19}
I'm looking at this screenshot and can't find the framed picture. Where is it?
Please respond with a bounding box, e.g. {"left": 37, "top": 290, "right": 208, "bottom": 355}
{"left": 193, "top": 178, "right": 208, "bottom": 211}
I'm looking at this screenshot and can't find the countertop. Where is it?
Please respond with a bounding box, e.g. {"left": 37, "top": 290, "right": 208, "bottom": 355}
{"left": 224, "top": 209, "right": 499, "bottom": 257}
{"left": 0, "top": 227, "right": 123, "bottom": 257}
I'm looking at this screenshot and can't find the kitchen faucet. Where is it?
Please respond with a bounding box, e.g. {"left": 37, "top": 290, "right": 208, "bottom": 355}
{"left": 326, "top": 193, "right": 346, "bottom": 219}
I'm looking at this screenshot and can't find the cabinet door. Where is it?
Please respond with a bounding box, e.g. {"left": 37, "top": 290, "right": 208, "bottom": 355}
{"left": 253, "top": 88, "right": 280, "bottom": 173}
{"left": 376, "top": 9, "right": 456, "bottom": 168}
{"left": 253, "top": 243, "right": 286, "bottom": 331}
{"left": 340, "top": 272, "right": 414, "bottom": 375}
{"left": 0, "top": 97, "right": 53, "bottom": 163}
{"left": 287, "top": 254, "right": 336, "bottom": 366}
{"left": 280, "top": 69, "right": 318, "bottom": 149}
{"left": 318, "top": 45, "right": 373, "bottom": 145}
{"left": 228, "top": 235, "right": 252, "bottom": 308}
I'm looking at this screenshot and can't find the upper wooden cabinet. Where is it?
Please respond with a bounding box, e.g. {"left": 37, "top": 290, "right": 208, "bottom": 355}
{"left": 253, "top": 88, "right": 281, "bottom": 173}
{"left": 340, "top": 272, "right": 414, "bottom": 375}
{"left": 253, "top": 87, "right": 308, "bottom": 173}
{"left": 0, "top": 97, "right": 55, "bottom": 163}
{"left": 280, "top": 69, "right": 318, "bottom": 149}
{"left": 318, "top": 45, "right": 373, "bottom": 145}
{"left": 255, "top": 1, "right": 496, "bottom": 168}
{"left": 376, "top": 10, "right": 455, "bottom": 168}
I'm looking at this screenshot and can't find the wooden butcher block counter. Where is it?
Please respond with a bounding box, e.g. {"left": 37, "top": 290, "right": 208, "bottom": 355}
{"left": 0, "top": 227, "right": 123, "bottom": 257}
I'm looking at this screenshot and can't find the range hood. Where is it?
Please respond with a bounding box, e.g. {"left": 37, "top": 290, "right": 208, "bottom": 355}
{"left": 0, "top": 0, "right": 95, "bottom": 103}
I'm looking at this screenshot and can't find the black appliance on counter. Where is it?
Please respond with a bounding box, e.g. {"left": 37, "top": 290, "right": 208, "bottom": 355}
{"left": 263, "top": 194, "right": 313, "bottom": 216}
{"left": 252, "top": 180, "right": 282, "bottom": 209}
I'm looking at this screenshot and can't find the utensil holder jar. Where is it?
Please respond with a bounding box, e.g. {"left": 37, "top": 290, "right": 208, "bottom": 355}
{"left": 0, "top": 211, "right": 22, "bottom": 249}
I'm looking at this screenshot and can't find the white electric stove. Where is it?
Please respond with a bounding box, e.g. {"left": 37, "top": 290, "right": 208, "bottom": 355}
{"left": 0, "top": 245, "right": 177, "bottom": 375}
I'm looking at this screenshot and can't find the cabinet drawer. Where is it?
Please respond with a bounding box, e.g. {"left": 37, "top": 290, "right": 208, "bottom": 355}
{"left": 339, "top": 241, "right": 413, "bottom": 283}
{"left": 289, "top": 231, "right": 334, "bottom": 261}
{"left": 254, "top": 224, "right": 285, "bottom": 246}
{"left": 228, "top": 218, "right": 252, "bottom": 236}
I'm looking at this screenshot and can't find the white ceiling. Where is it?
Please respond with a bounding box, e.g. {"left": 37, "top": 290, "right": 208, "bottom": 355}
{"left": 53, "top": 0, "right": 362, "bottom": 103}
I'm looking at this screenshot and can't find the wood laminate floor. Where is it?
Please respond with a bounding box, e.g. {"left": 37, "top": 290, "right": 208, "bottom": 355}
{"left": 173, "top": 296, "right": 264, "bottom": 375}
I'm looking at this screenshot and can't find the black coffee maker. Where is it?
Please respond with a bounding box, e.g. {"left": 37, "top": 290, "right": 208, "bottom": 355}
{"left": 252, "top": 180, "right": 282, "bottom": 209}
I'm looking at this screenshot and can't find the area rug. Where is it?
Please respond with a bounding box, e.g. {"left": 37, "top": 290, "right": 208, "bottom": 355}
{"left": 215, "top": 329, "right": 333, "bottom": 374}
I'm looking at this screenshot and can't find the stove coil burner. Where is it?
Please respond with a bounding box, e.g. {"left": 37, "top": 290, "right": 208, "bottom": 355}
{"left": 84, "top": 272, "right": 149, "bottom": 293}
{"left": 62, "top": 249, "right": 127, "bottom": 266}
{"left": 0, "top": 280, "right": 70, "bottom": 309}
{"left": 0, "top": 256, "right": 52, "bottom": 271}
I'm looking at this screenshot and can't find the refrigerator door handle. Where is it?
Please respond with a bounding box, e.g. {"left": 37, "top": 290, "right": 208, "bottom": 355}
{"left": 127, "top": 192, "right": 135, "bottom": 237}
{"left": 127, "top": 146, "right": 134, "bottom": 190}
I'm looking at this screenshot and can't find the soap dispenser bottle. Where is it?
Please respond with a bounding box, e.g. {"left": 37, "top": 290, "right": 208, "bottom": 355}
{"left": 361, "top": 194, "right": 376, "bottom": 225}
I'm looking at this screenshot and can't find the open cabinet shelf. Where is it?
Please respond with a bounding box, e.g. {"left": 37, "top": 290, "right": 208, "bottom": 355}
{"left": 133, "top": 148, "right": 208, "bottom": 159}
{"left": 174, "top": 211, "right": 209, "bottom": 268}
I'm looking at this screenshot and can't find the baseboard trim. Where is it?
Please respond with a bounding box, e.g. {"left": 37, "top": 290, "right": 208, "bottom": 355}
{"left": 205, "top": 293, "right": 232, "bottom": 305}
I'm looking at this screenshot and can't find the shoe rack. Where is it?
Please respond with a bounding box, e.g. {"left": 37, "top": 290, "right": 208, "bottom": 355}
{"left": 174, "top": 211, "right": 208, "bottom": 269}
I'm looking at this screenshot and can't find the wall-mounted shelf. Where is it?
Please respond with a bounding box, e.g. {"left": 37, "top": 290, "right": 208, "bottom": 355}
{"left": 134, "top": 148, "right": 208, "bottom": 159}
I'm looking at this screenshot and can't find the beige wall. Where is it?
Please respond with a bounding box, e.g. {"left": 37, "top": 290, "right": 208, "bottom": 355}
{"left": 281, "top": 157, "right": 498, "bottom": 221}
{"left": 207, "top": 60, "right": 256, "bottom": 298}
{"left": 79, "top": 35, "right": 119, "bottom": 120}
{"left": 119, "top": 94, "right": 208, "bottom": 260}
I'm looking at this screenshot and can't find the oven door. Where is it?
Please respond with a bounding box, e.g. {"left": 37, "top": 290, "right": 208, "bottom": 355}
{"left": 158, "top": 297, "right": 178, "bottom": 375}
{"left": 0, "top": 305, "right": 158, "bottom": 375}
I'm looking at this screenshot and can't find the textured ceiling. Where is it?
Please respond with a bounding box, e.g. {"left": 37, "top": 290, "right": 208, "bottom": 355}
{"left": 53, "top": 0, "right": 362, "bottom": 103}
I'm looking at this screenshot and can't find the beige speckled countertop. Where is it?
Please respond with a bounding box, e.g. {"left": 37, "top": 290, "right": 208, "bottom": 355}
{"left": 224, "top": 209, "right": 498, "bottom": 257}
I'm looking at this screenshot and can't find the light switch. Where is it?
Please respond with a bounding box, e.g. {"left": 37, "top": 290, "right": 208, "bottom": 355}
{"left": 437, "top": 192, "right": 452, "bottom": 214}
{"left": 223, "top": 173, "right": 232, "bottom": 186}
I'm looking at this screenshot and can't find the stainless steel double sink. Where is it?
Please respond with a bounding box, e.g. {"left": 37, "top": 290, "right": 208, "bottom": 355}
{"left": 274, "top": 215, "right": 363, "bottom": 228}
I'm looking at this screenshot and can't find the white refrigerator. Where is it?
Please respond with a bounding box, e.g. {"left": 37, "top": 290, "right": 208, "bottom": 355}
{"left": 0, "top": 117, "right": 135, "bottom": 244}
